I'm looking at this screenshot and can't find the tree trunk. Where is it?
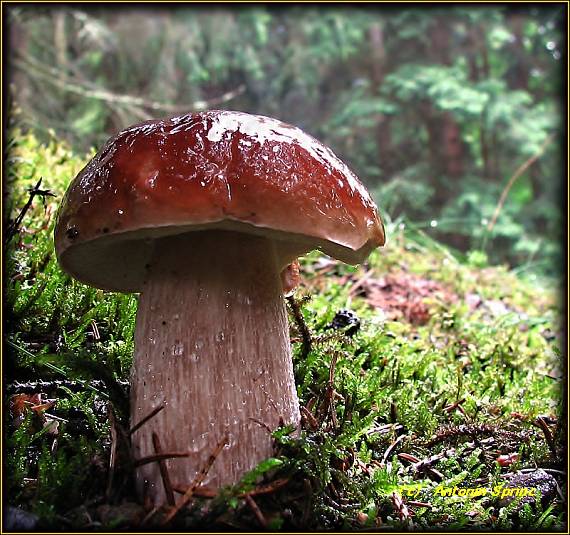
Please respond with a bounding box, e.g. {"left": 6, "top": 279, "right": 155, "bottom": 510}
{"left": 368, "top": 21, "right": 393, "bottom": 178}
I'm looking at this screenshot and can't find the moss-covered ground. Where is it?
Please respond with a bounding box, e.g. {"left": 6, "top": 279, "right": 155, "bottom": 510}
{"left": 4, "top": 129, "right": 565, "bottom": 531}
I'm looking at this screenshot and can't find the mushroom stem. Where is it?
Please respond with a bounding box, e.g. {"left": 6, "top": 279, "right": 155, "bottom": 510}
{"left": 130, "top": 230, "right": 300, "bottom": 506}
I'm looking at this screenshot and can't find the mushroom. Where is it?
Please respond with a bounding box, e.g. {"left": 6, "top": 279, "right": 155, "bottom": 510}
{"left": 54, "top": 110, "right": 385, "bottom": 506}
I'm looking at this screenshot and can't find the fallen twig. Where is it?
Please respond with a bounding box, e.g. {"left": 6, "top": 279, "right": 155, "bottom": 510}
{"left": 248, "top": 417, "right": 273, "bottom": 434}
{"left": 134, "top": 451, "right": 192, "bottom": 468}
{"left": 162, "top": 434, "right": 228, "bottom": 525}
{"left": 140, "top": 506, "right": 160, "bottom": 526}
{"left": 129, "top": 404, "right": 164, "bottom": 436}
{"left": 286, "top": 295, "right": 312, "bottom": 358}
{"left": 407, "top": 500, "right": 432, "bottom": 509}
{"left": 532, "top": 416, "right": 558, "bottom": 456}
{"left": 172, "top": 484, "right": 216, "bottom": 498}
{"left": 348, "top": 268, "right": 375, "bottom": 298}
{"left": 106, "top": 407, "right": 119, "bottom": 501}
{"left": 412, "top": 454, "right": 444, "bottom": 482}
{"left": 173, "top": 477, "right": 290, "bottom": 500}
{"left": 391, "top": 491, "right": 412, "bottom": 527}
{"left": 5, "top": 177, "right": 55, "bottom": 246}
{"left": 245, "top": 494, "right": 267, "bottom": 528}
{"left": 243, "top": 478, "right": 290, "bottom": 497}
{"left": 152, "top": 432, "right": 175, "bottom": 506}
{"left": 382, "top": 434, "right": 406, "bottom": 464}
{"left": 317, "top": 352, "right": 339, "bottom": 428}
{"left": 368, "top": 423, "right": 404, "bottom": 436}
{"left": 443, "top": 398, "right": 466, "bottom": 413}
{"left": 300, "top": 406, "right": 319, "bottom": 431}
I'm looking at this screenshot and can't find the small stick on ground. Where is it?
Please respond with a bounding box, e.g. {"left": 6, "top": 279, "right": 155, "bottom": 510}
{"left": 286, "top": 295, "right": 312, "bottom": 358}
{"left": 245, "top": 494, "right": 267, "bottom": 528}
{"left": 391, "top": 491, "right": 412, "bottom": 527}
{"left": 129, "top": 404, "right": 165, "bottom": 436}
{"left": 106, "top": 407, "right": 119, "bottom": 501}
{"left": 398, "top": 452, "right": 444, "bottom": 482}
{"left": 105, "top": 405, "right": 133, "bottom": 501}
{"left": 162, "top": 434, "right": 228, "bottom": 525}
{"left": 382, "top": 434, "right": 406, "bottom": 464}
{"left": 174, "top": 477, "right": 290, "bottom": 499}
{"left": 443, "top": 398, "right": 466, "bottom": 413}
{"left": 248, "top": 417, "right": 273, "bottom": 434}
{"left": 5, "top": 177, "right": 55, "bottom": 246}
{"left": 134, "top": 451, "right": 192, "bottom": 468}
{"left": 398, "top": 452, "right": 420, "bottom": 463}
{"left": 140, "top": 506, "right": 160, "bottom": 526}
{"left": 300, "top": 406, "right": 319, "bottom": 431}
{"left": 408, "top": 501, "right": 432, "bottom": 509}
{"left": 533, "top": 416, "right": 558, "bottom": 456}
{"left": 152, "top": 432, "right": 175, "bottom": 506}
{"left": 317, "top": 352, "right": 339, "bottom": 427}
{"left": 348, "top": 268, "right": 375, "bottom": 298}
{"left": 173, "top": 485, "right": 217, "bottom": 498}
{"left": 242, "top": 478, "right": 290, "bottom": 497}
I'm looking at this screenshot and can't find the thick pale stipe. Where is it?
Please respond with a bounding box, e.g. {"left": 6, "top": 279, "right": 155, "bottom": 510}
{"left": 130, "top": 230, "right": 300, "bottom": 505}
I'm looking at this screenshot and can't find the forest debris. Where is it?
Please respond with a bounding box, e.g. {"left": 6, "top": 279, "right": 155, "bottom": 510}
{"left": 241, "top": 478, "right": 291, "bottom": 497}
{"left": 398, "top": 452, "right": 420, "bottom": 463}
{"left": 532, "top": 416, "right": 557, "bottom": 456}
{"left": 9, "top": 392, "right": 59, "bottom": 435}
{"left": 286, "top": 294, "right": 312, "bottom": 358}
{"left": 106, "top": 407, "right": 119, "bottom": 500}
{"left": 173, "top": 484, "right": 217, "bottom": 498}
{"left": 152, "top": 432, "right": 175, "bottom": 506}
{"left": 497, "top": 469, "right": 557, "bottom": 509}
{"left": 161, "top": 434, "right": 228, "bottom": 525}
{"left": 408, "top": 501, "right": 433, "bottom": 509}
{"left": 300, "top": 406, "right": 319, "bottom": 431}
{"left": 425, "top": 423, "right": 526, "bottom": 447}
{"left": 133, "top": 451, "right": 193, "bottom": 468}
{"left": 5, "top": 506, "right": 39, "bottom": 531}
{"left": 391, "top": 491, "right": 412, "bottom": 527}
{"left": 5, "top": 177, "right": 55, "bottom": 246}
{"left": 128, "top": 403, "right": 164, "bottom": 436}
{"left": 398, "top": 452, "right": 444, "bottom": 482}
{"left": 368, "top": 423, "right": 404, "bottom": 436}
{"left": 328, "top": 309, "right": 361, "bottom": 336}
{"left": 245, "top": 494, "right": 268, "bottom": 528}
{"left": 329, "top": 271, "right": 457, "bottom": 325}
{"left": 443, "top": 398, "right": 466, "bottom": 413}
{"left": 382, "top": 434, "right": 406, "bottom": 464}
{"left": 358, "top": 273, "right": 456, "bottom": 324}
{"left": 173, "top": 477, "right": 290, "bottom": 500}
{"left": 10, "top": 393, "right": 52, "bottom": 421}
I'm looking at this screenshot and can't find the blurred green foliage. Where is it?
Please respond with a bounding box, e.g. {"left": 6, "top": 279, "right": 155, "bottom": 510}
{"left": 7, "top": 5, "right": 564, "bottom": 275}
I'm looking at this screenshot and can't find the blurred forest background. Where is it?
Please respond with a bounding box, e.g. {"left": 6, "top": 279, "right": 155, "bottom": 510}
{"left": 6, "top": 4, "right": 566, "bottom": 277}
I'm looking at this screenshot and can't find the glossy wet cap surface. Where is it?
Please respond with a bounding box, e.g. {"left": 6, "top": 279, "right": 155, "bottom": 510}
{"left": 55, "top": 110, "right": 385, "bottom": 291}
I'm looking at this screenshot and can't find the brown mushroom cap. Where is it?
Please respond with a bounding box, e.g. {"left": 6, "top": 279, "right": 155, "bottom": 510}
{"left": 55, "top": 110, "right": 385, "bottom": 291}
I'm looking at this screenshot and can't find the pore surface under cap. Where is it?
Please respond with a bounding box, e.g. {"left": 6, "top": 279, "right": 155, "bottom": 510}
{"left": 55, "top": 110, "right": 385, "bottom": 291}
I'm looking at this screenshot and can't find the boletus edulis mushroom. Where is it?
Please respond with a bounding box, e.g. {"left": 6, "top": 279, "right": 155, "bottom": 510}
{"left": 54, "top": 110, "right": 385, "bottom": 506}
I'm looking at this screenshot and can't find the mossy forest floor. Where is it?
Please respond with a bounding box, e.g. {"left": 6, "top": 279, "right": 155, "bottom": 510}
{"left": 4, "top": 130, "right": 566, "bottom": 531}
